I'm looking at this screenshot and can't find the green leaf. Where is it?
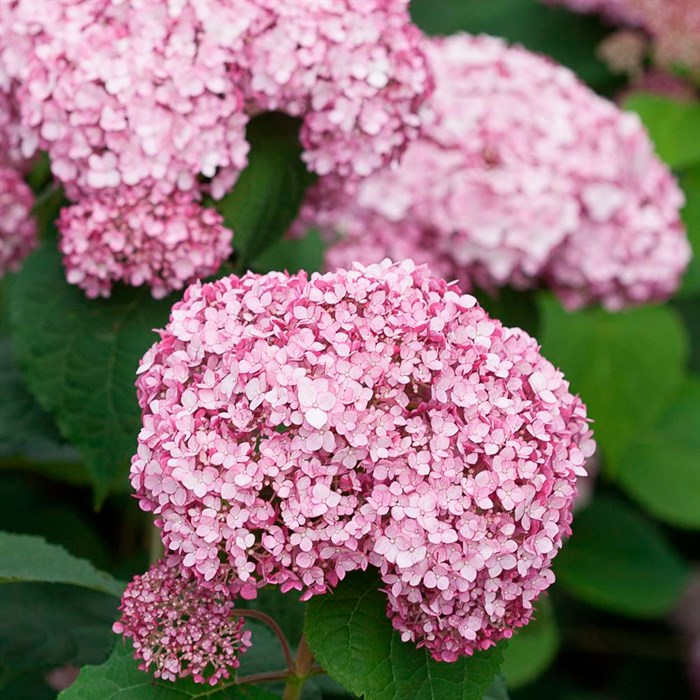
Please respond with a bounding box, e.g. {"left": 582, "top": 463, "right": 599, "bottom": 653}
{"left": 409, "top": 0, "right": 619, "bottom": 92}
{"left": 9, "top": 240, "right": 173, "bottom": 502}
{"left": 0, "top": 336, "right": 72, "bottom": 461}
{"left": 623, "top": 94, "right": 700, "bottom": 171}
{"left": 0, "top": 532, "right": 124, "bottom": 597}
{"left": 501, "top": 599, "right": 558, "bottom": 690}
{"left": 0, "top": 583, "right": 117, "bottom": 675}
{"left": 59, "top": 641, "right": 279, "bottom": 700}
{"left": 538, "top": 297, "right": 687, "bottom": 467}
{"left": 215, "top": 112, "right": 315, "bottom": 272}
{"left": 555, "top": 495, "right": 688, "bottom": 617}
{"left": 253, "top": 228, "right": 325, "bottom": 275}
{"left": 0, "top": 673, "right": 55, "bottom": 700}
{"left": 616, "top": 379, "right": 700, "bottom": 529}
{"left": 305, "top": 570, "right": 504, "bottom": 700}
{"left": 678, "top": 165, "right": 700, "bottom": 297}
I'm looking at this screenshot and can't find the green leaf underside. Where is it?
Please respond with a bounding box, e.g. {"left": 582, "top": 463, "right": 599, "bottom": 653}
{"left": 538, "top": 297, "right": 687, "bottom": 467}
{"left": 305, "top": 570, "right": 504, "bottom": 700}
{"left": 59, "top": 642, "right": 278, "bottom": 700}
{"left": 0, "top": 532, "right": 124, "bottom": 597}
{"left": 9, "top": 240, "right": 173, "bottom": 503}
{"left": 501, "top": 599, "right": 559, "bottom": 689}
{"left": 215, "top": 112, "right": 315, "bottom": 272}
{"left": 617, "top": 379, "right": 700, "bottom": 529}
{"left": 623, "top": 93, "right": 700, "bottom": 171}
{"left": 555, "top": 496, "right": 688, "bottom": 617}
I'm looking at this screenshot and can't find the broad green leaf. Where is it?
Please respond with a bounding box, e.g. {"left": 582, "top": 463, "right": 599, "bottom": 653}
{"left": 0, "top": 532, "right": 124, "bottom": 597}
{"left": 538, "top": 297, "right": 687, "bottom": 467}
{"left": 253, "top": 228, "right": 325, "bottom": 275}
{"left": 59, "top": 642, "right": 279, "bottom": 700}
{"left": 215, "top": 113, "right": 315, "bottom": 272}
{"left": 0, "top": 583, "right": 117, "bottom": 674}
{"left": 501, "top": 599, "right": 558, "bottom": 689}
{"left": 410, "top": 0, "right": 618, "bottom": 92}
{"left": 678, "top": 165, "right": 700, "bottom": 297}
{"left": 9, "top": 240, "right": 173, "bottom": 502}
{"left": 0, "top": 337, "right": 71, "bottom": 460}
{"left": 555, "top": 496, "right": 688, "bottom": 617}
{"left": 623, "top": 94, "right": 700, "bottom": 171}
{"left": 305, "top": 570, "right": 504, "bottom": 700}
{"left": 616, "top": 379, "right": 700, "bottom": 529}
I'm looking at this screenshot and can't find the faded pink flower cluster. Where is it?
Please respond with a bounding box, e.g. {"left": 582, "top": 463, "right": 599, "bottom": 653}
{"left": 126, "top": 260, "right": 593, "bottom": 666}
{"left": 58, "top": 188, "right": 233, "bottom": 299}
{"left": 297, "top": 34, "right": 689, "bottom": 310}
{"left": 547, "top": 0, "right": 700, "bottom": 73}
{"left": 0, "top": 0, "right": 430, "bottom": 194}
{"left": 0, "top": 165, "right": 36, "bottom": 276}
{"left": 114, "top": 559, "right": 252, "bottom": 684}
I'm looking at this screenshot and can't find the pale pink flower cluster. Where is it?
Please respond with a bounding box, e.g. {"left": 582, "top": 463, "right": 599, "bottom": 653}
{"left": 298, "top": 35, "right": 689, "bottom": 310}
{"left": 113, "top": 559, "right": 252, "bottom": 684}
{"left": 57, "top": 187, "right": 233, "bottom": 299}
{"left": 0, "top": 166, "right": 36, "bottom": 277}
{"left": 0, "top": 0, "right": 430, "bottom": 196}
{"left": 128, "top": 260, "right": 594, "bottom": 662}
{"left": 547, "top": 0, "right": 700, "bottom": 73}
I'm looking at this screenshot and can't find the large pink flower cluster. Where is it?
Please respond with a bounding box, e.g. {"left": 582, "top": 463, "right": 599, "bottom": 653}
{"left": 114, "top": 559, "right": 252, "bottom": 684}
{"left": 128, "top": 260, "right": 593, "bottom": 664}
{"left": 0, "top": 165, "right": 36, "bottom": 276}
{"left": 546, "top": 0, "right": 700, "bottom": 73}
{"left": 0, "top": 0, "right": 431, "bottom": 196}
{"left": 57, "top": 187, "right": 234, "bottom": 299}
{"left": 298, "top": 34, "right": 689, "bottom": 310}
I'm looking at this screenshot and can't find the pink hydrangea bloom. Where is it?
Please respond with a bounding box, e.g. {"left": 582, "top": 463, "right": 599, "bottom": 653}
{"left": 129, "top": 259, "right": 594, "bottom": 661}
{"left": 0, "top": 0, "right": 253, "bottom": 198}
{"left": 0, "top": 165, "right": 36, "bottom": 276}
{"left": 57, "top": 186, "right": 233, "bottom": 299}
{"left": 113, "top": 559, "right": 252, "bottom": 685}
{"left": 546, "top": 0, "right": 700, "bottom": 73}
{"left": 299, "top": 34, "right": 689, "bottom": 310}
{"left": 1, "top": 0, "right": 430, "bottom": 197}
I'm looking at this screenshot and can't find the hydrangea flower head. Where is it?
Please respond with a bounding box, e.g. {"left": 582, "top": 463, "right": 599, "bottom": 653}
{"left": 0, "top": 165, "right": 36, "bottom": 276}
{"left": 113, "top": 558, "right": 252, "bottom": 684}
{"left": 300, "top": 34, "right": 689, "bottom": 310}
{"left": 57, "top": 186, "right": 233, "bottom": 299}
{"left": 1, "top": 0, "right": 431, "bottom": 196}
{"left": 130, "top": 259, "right": 594, "bottom": 661}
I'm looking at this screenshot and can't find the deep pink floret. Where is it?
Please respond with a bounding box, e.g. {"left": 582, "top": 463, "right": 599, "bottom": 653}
{"left": 113, "top": 559, "right": 252, "bottom": 685}
{"left": 129, "top": 259, "right": 594, "bottom": 662}
{"left": 299, "top": 34, "right": 689, "bottom": 310}
{"left": 57, "top": 186, "right": 233, "bottom": 299}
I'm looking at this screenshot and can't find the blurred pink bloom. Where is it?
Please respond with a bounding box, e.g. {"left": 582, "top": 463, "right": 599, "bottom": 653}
{"left": 297, "top": 34, "right": 689, "bottom": 310}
